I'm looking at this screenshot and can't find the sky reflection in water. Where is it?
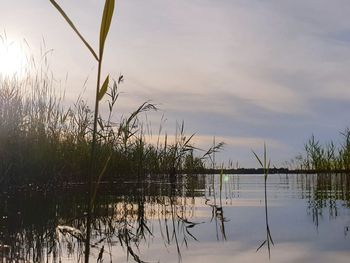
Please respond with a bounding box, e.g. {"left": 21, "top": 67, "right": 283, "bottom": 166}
{"left": 1, "top": 174, "right": 349, "bottom": 262}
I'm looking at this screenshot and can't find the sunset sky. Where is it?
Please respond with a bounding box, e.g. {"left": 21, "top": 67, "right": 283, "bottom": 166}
{"left": 1, "top": 0, "right": 350, "bottom": 167}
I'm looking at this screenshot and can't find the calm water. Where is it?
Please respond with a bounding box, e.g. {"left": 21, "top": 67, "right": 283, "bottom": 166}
{"left": 1, "top": 174, "right": 350, "bottom": 262}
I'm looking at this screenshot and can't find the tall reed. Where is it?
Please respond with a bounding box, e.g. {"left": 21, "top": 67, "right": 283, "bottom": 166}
{"left": 253, "top": 144, "right": 274, "bottom": 258}
{"left": 48, "top": 1, "right": 115, "bottom": 260}
{"left": 299, "top": 130, "right": 350, "bottom": 171}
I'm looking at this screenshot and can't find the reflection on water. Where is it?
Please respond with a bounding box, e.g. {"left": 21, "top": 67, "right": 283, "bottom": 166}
{"left": 0, "top": 173, "right": 350, "bottom": 262}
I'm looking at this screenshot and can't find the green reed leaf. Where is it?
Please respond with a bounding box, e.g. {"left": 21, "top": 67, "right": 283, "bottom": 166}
{"left": 252, "top": 150, "right": 263, "bottom": 168}
{"left": 49, "top": 0, "right": 99, "bottom": 61}
{"left": 99, "top": 0, "right": 115, "bottom": 58}
{"left": 98, "top": 75, "right": 109, "bottom": 101}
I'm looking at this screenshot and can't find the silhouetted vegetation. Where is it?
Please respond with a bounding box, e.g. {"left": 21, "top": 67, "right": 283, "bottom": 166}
{"left": 0, "top": 175, "right": 207, "bottom": 262}
{"left": 0, "top": 72, "right": 223, "bottom": 189}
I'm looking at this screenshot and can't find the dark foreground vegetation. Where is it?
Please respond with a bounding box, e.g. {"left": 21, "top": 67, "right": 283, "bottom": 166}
{"left": 0, "top": 175, "right": 206, "bottom": 262}
{"left": 0, "top": 72, "right": 224, "bottom": 188}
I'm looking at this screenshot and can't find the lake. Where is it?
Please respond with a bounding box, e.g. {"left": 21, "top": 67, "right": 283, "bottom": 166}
{"left": 1, "top": 173, "right": 349, "bottom": 262}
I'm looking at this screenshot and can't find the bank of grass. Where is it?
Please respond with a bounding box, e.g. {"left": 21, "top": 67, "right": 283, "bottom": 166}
{"left": 0, "top": 72, "right": 222, "bottom": 187}
{"left": 298, "top": 131, "right": 350, "bottom": 171}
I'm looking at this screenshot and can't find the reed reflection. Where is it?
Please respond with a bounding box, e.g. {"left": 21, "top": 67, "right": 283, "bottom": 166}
{"left": 205, "top": 173, "right": 228, "bottom": 242}
{"left": 0, "top": 174, "right": 204, "bottom": 262}
{"left": 1, "top": 173, "right": 350, "bottom": 262}
{"left": 302, "top": 173, "right": 350, "bottom": 229}
{"left": 252, "top": 146, "right": 274, "bottom": 259}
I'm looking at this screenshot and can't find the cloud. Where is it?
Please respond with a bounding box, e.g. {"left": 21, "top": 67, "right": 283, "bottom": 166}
{"left": 105, "top": 0, "right": 350, "bottom": 115}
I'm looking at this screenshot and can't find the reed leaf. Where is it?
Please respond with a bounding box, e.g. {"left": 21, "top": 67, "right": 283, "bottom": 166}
{"left": 252, "top": 150, "right": 263, "bottom": 168}
{"left": 99, "top": 0, "right": 115, "bottom": 58}
{"left": 49, "top": 0, "right": 99, "bottom": 61}
{"left": 256, "top": 240, "right": 266, "bottom": 252}
{"left": 98, "top": 75, "right": 109, "bottom": 101}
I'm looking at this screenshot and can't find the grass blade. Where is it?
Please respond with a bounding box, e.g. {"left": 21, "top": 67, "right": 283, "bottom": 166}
{"left": 49, "top": 0, "right": 98, "bottom": 61}
{"left": 252, "top": 150, "right": 263, "bottom": 168}
{"left": 98, "top": 75, "right": 109, "bottom": 101}
{"left": 256, "top": 240, "right": 266, "bottom": 252}
{"left": 99, "top": 0, "right": 115, "bottom": 58}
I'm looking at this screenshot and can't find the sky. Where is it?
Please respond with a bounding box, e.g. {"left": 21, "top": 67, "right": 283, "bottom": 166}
{"left": 1, "top": 0, "right": 350, "bottom": 167}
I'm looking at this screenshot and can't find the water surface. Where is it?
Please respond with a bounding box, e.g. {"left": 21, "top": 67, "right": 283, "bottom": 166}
{"left": 1, "top": 173, "right": 349, "bottom": 262}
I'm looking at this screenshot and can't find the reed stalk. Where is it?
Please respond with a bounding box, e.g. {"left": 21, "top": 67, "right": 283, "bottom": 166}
{"left": 48, "top": 1, "right": 115, "bottom": 262}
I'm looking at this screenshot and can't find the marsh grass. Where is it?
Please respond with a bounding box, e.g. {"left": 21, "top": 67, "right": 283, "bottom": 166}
{"left": 299, "top": 130, "right": 350, "bottom": 171}
{"left": 0, "top": 2, "right": 219, "bottom": 189}
{"left": 0, "top": 65, "right": 215, "bottom": 185}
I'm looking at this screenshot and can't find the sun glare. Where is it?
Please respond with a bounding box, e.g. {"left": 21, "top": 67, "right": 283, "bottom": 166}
{"left": 0, "top": 40, "right": 27, "bottom": 78}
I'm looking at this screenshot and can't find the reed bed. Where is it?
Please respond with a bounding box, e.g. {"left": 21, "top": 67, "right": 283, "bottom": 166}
{"left": 0, "top": 71, "right": 221, "bottom": 188}
{"left": 298, "top": 131, "right": 350, "bottom": 171}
